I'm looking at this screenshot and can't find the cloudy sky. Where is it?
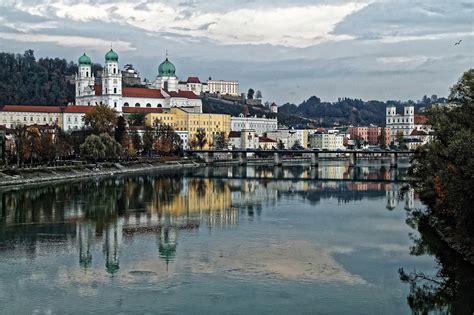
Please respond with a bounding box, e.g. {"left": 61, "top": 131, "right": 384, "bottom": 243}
{"left": 0, "top": 0, "right": 472, "bottom": 104}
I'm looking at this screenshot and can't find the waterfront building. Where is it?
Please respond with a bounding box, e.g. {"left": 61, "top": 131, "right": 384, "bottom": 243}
{"left": 266, "top": 129, "right": 309, "bottom": 149}
{"left": 309, "top": 132, "right": 345, "bottom": 150}
{"left": 0, "top": 105, "right": 62, "bottom": 129}
{"left": 231, "top": 114, "right": 277, "bottom": 136}
{"left": 347, "top": 126, "right": 391, "bottom": 146}
{"left": 75, "top": 50, "right": 202, "bottom": 113}
{"left": 228, "top": 129, "right": 259, "bottom": 150}
{"left": 145, "top": 107, "right": 231, "bottom": 149}
{"left": 258, "top": 136, "right": 279, "bottom": 149}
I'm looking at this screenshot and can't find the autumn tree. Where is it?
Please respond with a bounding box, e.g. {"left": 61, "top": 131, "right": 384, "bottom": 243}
{"left": 154, "top": 125, "right": 182, "bottom": 156}
{"left": 128, "top": 113, "right": 146, "bottom": 126}
{"left": 130, "top": 130, "right": 142, "bottom": 153}
{"left": 395, "top": 130, "right": 404, "bottom": 146}
{"left": 194, "top": 128, "right": 207, "bottom": 150}
{"left": 213, "top": 132, "right": 228, "bottom": 149}
{"left": 114, "top": 116, "right": 127, "bottom": 145}
{"left": 142, "top": 127, "right": 155, "bottom": 156}
{"left": 80, "top": 133, "right": 121, "bottom": 162}
{"left": 378, "top": 128, "right": 387, "bottom": 149}
{"left": 84, "top": 104, "right": 118, "bottom": 135}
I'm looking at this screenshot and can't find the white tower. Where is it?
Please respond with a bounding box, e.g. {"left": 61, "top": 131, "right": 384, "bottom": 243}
{"left": 403, "top": 105, "right": 415, "bottom": 135}
{"left": 102, "top": 49, "right": 123, "bottom": 111}
{"left": 75, "top": 53, "right": 95, "bottom": 105}
{"left": 386, "top": 105, "right": 396, "bottom": 125}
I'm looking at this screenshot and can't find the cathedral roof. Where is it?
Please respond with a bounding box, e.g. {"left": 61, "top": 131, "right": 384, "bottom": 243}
{"left": 158, "top": 58, "right": 176, "bottom": 77}
{"left": 105, "top": 49, "right": 119, "bottom": 62}
{"left": 122, "top": 87, "right": 165, "bottom": 99}
{"left": 78, "top": 53, "right": 91, "bottom": 65}
{"left": 167, "top": 91, "right": 200, "bottom": 99}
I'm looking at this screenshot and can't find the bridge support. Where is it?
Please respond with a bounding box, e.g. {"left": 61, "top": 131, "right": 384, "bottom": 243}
{"left": 310, "top": 152, "right": 319, "bottom": 167}
{"left": 349, "top": 152, "right": 357, "bottom": 167}
{"left": 274, "top": 152, "right": 282, "bottom": 166}
{"left": 390, "top": 152, "right": 398, "bottom": 168}
{"left": 238, "top": 152, "right": 247, "bottom": 166}
{"left": 204, "top": 152, "right": 214, "bottom": 164}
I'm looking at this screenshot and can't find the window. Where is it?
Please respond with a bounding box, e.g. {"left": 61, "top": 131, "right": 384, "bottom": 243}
{"left": 114, "top": 88, "right": 117, "bottom": 94}
{"left": 146, "top": 103, "right": 151, "bottom": 107}
{"left": 113, "top": 68, "right": 116, "bottom": 74}
{"left": 124, "top": 102, "right": 129, "bottom": 107}
{"left": 86, "top": 71, "right": 89, "bottom": 77}
{"left": 114, "top": 102, "right": 117, "bottom": 108}
{"left": 135, "top": 103, "right": 140, "bottom": 107}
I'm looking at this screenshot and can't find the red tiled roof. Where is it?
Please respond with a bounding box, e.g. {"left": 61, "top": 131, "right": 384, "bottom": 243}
{"left": 187, "top": 77, "right": 201, "bottom": 84}
{"left": 0, "top": 105, "right": 62, "bottom": 113}
{"left": 123, "top": 87, "right": 164, "bottom": 99}
{"left": 410, "top": 128, "right": 428, "bottom": 136}
{"left": 122, "top": 107, "right": 164, "bottom": 114}
{"left": 259, "top": 136, "right": 277, "bottom": 143}
{"left": 63, "top": 105, "right": 96, "bottom": 113}
{"left": 414, "top": 114, "right": 428, "bottom": 124}
{"left": 168, "top": 90, "right": 200, "bottom": 99}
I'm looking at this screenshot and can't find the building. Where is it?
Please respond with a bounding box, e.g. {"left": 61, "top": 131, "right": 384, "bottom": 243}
{"left": 348, "top": 126, "right": 391, "bottom": 146}
{"left": 145, "top": 107, "right": 231, "bottom": 150}
{"left": 75, "top": 50, "right": 202, "bottom": 113}
{"left": 386, "top": 105, "right": 415, "bottom": 137}
{"left": 228, "top": 130, "right": 259, "bottom": 150}
{"left": 258, "top": 136, "right": 278, "bottom": 150}
{"left": 309, "top": 132, "right": 345, "bottom": 150}
{"left": 0, "top": 105, "right": 62, "bottom": 129}
{"left": 266, "top": 129, "right": 309, "bottom": 149}
{"left": 178, "top": 77, "right": 207, "bottom": 95}
{"left": 207, "top": 80, "right": 239, "bottom": 96}
{"left": 231, "top": 114, "right": 277, "bottom": 136}
{"left": 270, "top": 102, "right": 278, "bottom": 114}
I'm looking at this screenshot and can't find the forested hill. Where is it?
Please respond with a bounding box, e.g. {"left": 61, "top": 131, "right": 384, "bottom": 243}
{"left": 277, "top": 95, "right": 446, "bottom": 128}
{"left": 0, "top": 50, "right": 102, "bottom": 106}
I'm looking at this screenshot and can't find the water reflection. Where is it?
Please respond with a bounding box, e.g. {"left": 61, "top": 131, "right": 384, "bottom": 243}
{"left": 399, "top": 212, "right": 474, "bottom": 314}
{"left": 0, "top": 164, "right": 416, "bottom": 276}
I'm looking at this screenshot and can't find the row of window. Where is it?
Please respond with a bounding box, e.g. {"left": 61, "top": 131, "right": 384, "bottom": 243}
{"left": 388, "top": 118, "right": 413, "bottom": 123}
{"left": 123, "top": 103, "right": 163, "bottom": 108}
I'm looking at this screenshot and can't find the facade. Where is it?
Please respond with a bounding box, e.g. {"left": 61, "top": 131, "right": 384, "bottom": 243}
{"left": 348, "top": 126, "right": 391, "bottom": 146}
{"left": 309, "top": 133, "right": 345, "bottom": 150}
{"left": 178, "top": 77, "right": 207, "bottom": 95}
{"left": 231, "top": 114, "right": 278, "bottom": 136}
{"left": 266, "top": 129, "right": 309, "bottom": 149}
{"left": 386, "top": 105, "right": 415, "bottom": 137}
{"left": 75, "top": 50, "right": 202, "bottom": 113}
{"left": 228, "top": 130, "right": 259, "bottom": 150}
{"left": 145, "top": 108, "right": 231, "bottom": 150}
{"left": 270, "top": 102, "right": 278, "bottom": 114}
{"left": 0, "top": 105, "right": 62, "bottom": 129}
{"left": 258, "top": 136, "right": 278, "bottom": 150}
{"left": 207, "top": 80, "right": 239, "bottom": 96}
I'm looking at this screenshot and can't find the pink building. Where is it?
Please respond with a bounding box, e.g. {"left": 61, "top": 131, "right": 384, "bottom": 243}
{"left": 348, "top": 127, "right": 391, "bottom": 146}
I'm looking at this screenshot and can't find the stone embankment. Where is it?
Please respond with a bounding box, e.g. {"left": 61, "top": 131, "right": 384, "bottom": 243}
{"left": 0, "top": 159, "right": 203, "bottom": 187}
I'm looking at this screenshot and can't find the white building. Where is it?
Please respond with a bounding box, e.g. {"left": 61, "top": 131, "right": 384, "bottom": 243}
{"left": 75, "top": 50, "right": 202, "bottom": 113}
{"left": 231, "top": 114, "right": 277, "bottom": 136}
{"left": 266, "top": 129, "right": 309, "bottom": 149}
{"left": 309, "top": 133, "right": 345, "bottom": 150}
{"left": 386, "top": 105, "right": 415, "bottom": 137}
{"left": 228, "top": 130, "right": 259, "bottom": 150}
{"left": 207, "top": 80, "right": 239, "bottom": 96}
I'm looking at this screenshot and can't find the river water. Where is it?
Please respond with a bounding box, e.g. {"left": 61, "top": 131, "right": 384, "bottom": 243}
{"left": 0, "top": 162, "right": 473, "bottom": 314}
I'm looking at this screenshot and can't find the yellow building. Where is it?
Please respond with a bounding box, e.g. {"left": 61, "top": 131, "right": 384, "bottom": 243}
{"left": 0, "top": 105, "right": 63, "bottom": 129}
{"left": 146, "top": 107, "right": 231, "bottom": 149}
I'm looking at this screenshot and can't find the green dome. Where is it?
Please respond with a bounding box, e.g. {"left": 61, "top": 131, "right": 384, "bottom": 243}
{"left": 78, "top": 53, "right": 91, "bottom": 65}
{"left": 158, "top": 58, "right": 176, "bottom": 77}
{"left": 105, "top": 49, "right": 118, "bottom": 62}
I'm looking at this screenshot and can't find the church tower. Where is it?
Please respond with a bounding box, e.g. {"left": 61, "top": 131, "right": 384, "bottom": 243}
{"left": 152, "top": 57, "right": 178, "bottom": 92}
{"left": 102, "top": 49, "right": 123, "bottom": 111}
{"left": 75, "top": 53, "right": 95, "bottom": 105}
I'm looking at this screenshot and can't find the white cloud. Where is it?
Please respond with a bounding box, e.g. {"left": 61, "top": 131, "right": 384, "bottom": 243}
{"left": 0, "top": 32, "right": 136, "bottom": 52}
{"left": 9, "top": 0, "right": 370, "bottom": 48}
{"left": 379, "top": 31, "right": 474, "bottom": 43}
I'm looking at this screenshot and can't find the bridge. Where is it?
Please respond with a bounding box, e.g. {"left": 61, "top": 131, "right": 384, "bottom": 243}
{"left": 184, "top": 149, "right": 415, "bottom": 168}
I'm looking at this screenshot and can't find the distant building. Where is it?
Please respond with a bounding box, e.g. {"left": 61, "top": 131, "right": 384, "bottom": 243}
{"left": 347, "top": 126, "right": 391, "bottom": 146}
{"left": 270, "top": 102, "right": 278, "bottom": 114}
{"left": 266, "top": 129, "right": 308, "bottom": 149}
{"left": 309, "top": 132, "right": 345, "bottom": 150}
{"left": 228, "top": 130, "right": 259, "bottom": 150}
{"left": 207, "top": 80, "right": 239, "bottom": 96}
{"left": 386, "top": 105, "right": 415, "bottom": 137}
{"left": 231, "top": 114, "right": 277, "bottom": 136}
{"left": 122, "top": 64, "right": 142, "bottom": 87}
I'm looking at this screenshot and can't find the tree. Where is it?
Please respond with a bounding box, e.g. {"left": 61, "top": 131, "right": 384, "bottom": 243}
{"left": 379, "top": 128, "right": 387, "bottom": 149}
{"left": 40, "top": 132, "right": 55, "bottom": 162}
{"left": 128, "top": 113, "right": 146, "bottom": 126}
{"left": 213, "top": 132, "right": 228, "bottom": 149}
{"left": 194, "top": 128, "right": 207, "bottom": 150}
{"left": 255, "top": 90, "right": 262, "bottom": 100}
{"left": 142, "top": 127, "right": 155, "bottom": 156}
{"left": 277, "top": 140, "right": 285, "bottom": 150}
{"left": 80, "top": 134, "right": 106, "bottom": 162}
{"left": 114, "top": 116, "right": 127, "bottom": 145}
{"left": 11, "top": 125, "right": 28, "bottom": 166}
{"left": 291, "top": 140, "right": 303, "bottom": 150}
{"left": 99, "top": 133, "right": 121, "bottom": 159}
{"left": 396, "top": 130, "right": 404, "bottom": 146}
{"left": 410, "top": 69, "right": 474, "bottom": 237}
{"left": 130, "top": 130, "right": 142, "bottom": 153}
{"left": 247, "top": 88, "right": 255, "bottom": 100}
{"left": 154, "top": 125, "right": 182, "bottom": 156}
{"left": 24, "top": 126, "right": 41, "bottom": 165}
{"left": 84, "top": 104, "right": 118, "bottom": 135}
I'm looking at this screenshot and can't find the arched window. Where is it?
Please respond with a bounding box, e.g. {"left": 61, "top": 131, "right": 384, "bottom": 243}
{"left": 146, "top": 103, "right": 151, "bottom": 107}
{"left": 113, "top": 88, "right": 117, "bottom": 94}
{"left": 113, "top": 68, "right": 116, "bottom": 74}
{"left": 87, "top": 102, "right": 90, "bottom": 106}
{"left": 157, "top": 103, "right": 162, "bottom": 108}
{"left": 164, "top": 81, "right": 168, "bottom": 91}
{"left": 86, "top": 71, "right": 89, "bottom": 77}
{"left": 123, "top": 102, "right": 129, "bottom": 107}
{"left": 135, "top": 103, "right": 140, "bottom": 107}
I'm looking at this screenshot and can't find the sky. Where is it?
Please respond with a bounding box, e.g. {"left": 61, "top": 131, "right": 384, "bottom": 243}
{"left": 0, "top": 0, "right": 472, "bottom": 104}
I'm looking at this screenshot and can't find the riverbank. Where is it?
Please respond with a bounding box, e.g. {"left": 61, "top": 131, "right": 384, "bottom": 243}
{"left": 0, "top": 159, "right": 204, "bottom": 188}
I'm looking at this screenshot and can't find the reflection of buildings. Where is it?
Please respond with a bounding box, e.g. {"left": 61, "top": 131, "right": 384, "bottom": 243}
{"left": 77, "top": 221, "right": 94, "bottom": 268}
{"left": 104, "top": 219, "right": 123, "bottom": 275}
{"left": 386, "top": 187, "right": 415, "bottom": 210}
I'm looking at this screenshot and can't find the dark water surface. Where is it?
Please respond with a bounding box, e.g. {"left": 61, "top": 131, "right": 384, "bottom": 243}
{"left": 0, "top": 162, "right": 472, "bottom": 314}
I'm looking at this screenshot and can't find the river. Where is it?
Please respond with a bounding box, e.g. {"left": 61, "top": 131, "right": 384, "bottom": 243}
{"left": 0, "top": 161, "right": 473, "bottom": 314}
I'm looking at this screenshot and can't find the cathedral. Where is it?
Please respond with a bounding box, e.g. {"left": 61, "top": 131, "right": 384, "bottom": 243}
{"left": 75, "top": 49, "right": 202, "bottom": 113}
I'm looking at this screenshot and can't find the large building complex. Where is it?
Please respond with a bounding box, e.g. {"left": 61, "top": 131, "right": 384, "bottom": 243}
{"left": 347, "top": 126, "right": 391, "bottom": 146}
{"left": 230, "top": 114, "right": 278, "bottom": 136}
{"left": 385, "top": 105, "right": 415, "bottom": 137}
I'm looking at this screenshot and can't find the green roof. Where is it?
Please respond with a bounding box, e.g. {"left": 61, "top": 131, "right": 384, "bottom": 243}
{"left": 105, "top": 49, "right": 119, "bottom": 62}
{"left": 158, "top": 58, "right": 176, "bottom": 77}
{"left": 78, "top": 53, "right": 91, "bottom": 65}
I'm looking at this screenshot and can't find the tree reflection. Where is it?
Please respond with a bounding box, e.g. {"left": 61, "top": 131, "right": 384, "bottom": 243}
{"left": 400, "top": 211, "right": 474, "bottom": 314}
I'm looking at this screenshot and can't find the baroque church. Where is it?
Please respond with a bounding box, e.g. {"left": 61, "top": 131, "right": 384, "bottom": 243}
{"left": 75, "top": 49, "right": 202, "bottom": 113}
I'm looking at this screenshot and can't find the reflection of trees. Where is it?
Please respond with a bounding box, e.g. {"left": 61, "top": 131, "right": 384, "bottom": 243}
{"left": 399, "top": 212, "right": 474, "bottom": 314}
